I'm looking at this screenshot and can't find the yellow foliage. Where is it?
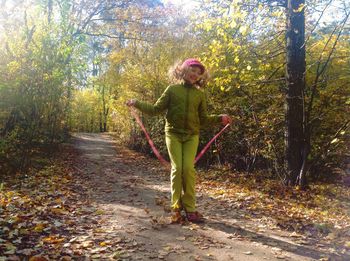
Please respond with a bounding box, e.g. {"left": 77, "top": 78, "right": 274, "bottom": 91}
{"left": 293, "top": 3, "right": 306, "bottom": 13}
{"left": 239, "top": 25, "right": 248, "bottom": 36}
{"left": 7, "top": 61, "right": 20, "bottom": 74}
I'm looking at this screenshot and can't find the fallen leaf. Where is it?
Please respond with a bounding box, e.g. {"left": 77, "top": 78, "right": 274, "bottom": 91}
{"left": 34, "top": 223, "right": 46, "bottom": 232}
{"left": 81, "top": 241, "right": 94, "bottom": 248}
{"left": 29, "top": 256, "right": 48, "bottom": 261}
{"left": 289, "top": 232, "right": 302, "bottom": 238}
{"left": 95, "top": 209, "right": 104, "bottom": 215}
{"left": 17, "top": 248, "right": 33, "bottom": 256}
{"left": 42, "top": 236, "right": 65, "bottom": 244}
{"left": 50, "top": 208, "right": 68, "bottom": 215}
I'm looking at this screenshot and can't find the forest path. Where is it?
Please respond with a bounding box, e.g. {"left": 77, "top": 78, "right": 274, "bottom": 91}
{"left": 71, "top": 132, "right": 325, "bottom": 261}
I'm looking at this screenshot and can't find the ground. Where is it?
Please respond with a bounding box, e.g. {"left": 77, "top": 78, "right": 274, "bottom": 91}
{"left": 67, "top": 133, "right": 348, "bottom": 261}
{"left": 1, "top": 133, "right": 349, "bottom": 260}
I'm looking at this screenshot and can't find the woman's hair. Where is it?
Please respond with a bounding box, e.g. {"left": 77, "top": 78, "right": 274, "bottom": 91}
{"left": 168, "top": 60, "right": 210, "bottom": 88}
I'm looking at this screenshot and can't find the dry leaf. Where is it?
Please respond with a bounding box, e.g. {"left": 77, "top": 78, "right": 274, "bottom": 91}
{"left": 34, "top": 223, "right": 45, "bottom": 232}
{"left": 29, "top": 256, "right": 48, "bottom": 261}
{"left": 42, "top": 236, "right": 64, "bottom": 244}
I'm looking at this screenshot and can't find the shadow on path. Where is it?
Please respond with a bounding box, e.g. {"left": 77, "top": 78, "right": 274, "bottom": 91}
{"left": 72, "top": 133, "right": 348, "bottom": 261}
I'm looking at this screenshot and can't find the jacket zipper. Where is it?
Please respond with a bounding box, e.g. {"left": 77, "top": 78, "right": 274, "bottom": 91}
{"left": 184, "top": 85, "right": 189, "bottom": 131}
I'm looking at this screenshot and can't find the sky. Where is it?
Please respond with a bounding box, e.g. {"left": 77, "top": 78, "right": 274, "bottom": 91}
{"left": 162, "top": 0, "right": 199, "bottom": 11}
{"left": 1, "top": 0, "right": 348, "bottom": 32}
{"left": 161, "top": 0, "right": 349, "bottom": 24}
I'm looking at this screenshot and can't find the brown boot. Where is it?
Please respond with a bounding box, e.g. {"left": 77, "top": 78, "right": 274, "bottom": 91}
{"left": 186, "top": 211, "right": 205, "bottom": 223}
{"left": 171, "top": 210, "right": 185, "bottom": 224}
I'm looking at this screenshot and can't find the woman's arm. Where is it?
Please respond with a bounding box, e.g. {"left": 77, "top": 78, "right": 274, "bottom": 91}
{"left": 127, "top": 86, "right": 171, "bottom": 116}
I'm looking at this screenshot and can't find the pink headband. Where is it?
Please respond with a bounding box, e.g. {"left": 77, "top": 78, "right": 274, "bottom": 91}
{"left": 182, "top": 58, "right": 205, "bottom": 74}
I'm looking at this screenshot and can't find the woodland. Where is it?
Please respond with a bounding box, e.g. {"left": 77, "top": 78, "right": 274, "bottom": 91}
{"left": 0, "top": 0, "right": 349, "bottom": 260}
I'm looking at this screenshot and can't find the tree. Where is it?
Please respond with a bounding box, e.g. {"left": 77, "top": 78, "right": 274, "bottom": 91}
{"left": 284, "top": 0, "right": 350, "bottom": 187}
{"left": 284, "top": 0, "right": 306, "bottom": 186}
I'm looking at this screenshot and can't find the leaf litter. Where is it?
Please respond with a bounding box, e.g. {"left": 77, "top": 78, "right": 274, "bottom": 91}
{"left": 1, "top": 138, "right": 350, "bottom": 260}
{"left": 0, "top": 145, "right": 132, "bottom": 260}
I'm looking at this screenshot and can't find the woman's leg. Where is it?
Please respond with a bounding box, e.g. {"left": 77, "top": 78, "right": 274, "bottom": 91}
{"left": 165, "top": 132, "right": 183, "bottom": 210}
{"left": 181, "top": 135, "right": 199, "bottom": 212}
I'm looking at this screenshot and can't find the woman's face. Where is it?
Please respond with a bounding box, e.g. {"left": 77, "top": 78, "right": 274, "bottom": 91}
{"left": 184, "top": 66, "right": 203, "bottom": 85}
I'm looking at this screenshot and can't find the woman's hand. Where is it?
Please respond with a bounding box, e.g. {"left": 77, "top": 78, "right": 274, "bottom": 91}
{"left": 126, "top": 99, "right": 136, "bottom": 107}
{"left": 220, "top": 114, "right": 232, "bottom": 125}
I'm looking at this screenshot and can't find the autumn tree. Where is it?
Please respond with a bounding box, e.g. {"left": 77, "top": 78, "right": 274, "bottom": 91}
{"left": 1, "top": 0, "right": 348, "bottom": 184}
{"left": 284, "top": 0, "right": 306, "bottom": 186}
{"left": 284, "top": 0, "right": 349, "bottom": 187}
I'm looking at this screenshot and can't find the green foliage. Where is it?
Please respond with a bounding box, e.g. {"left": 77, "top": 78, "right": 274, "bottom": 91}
{"left": 0, "top": 1, "right": 85, "bottom": 174}
{"left": 194, "top": 0, "right": 287, "bottom": 172}
{"left": 303, "top": 33, "right": 350, "bottom": 176}
{"left": 104, "top": 0, "right": 349, "bottom": 181}
{"left": 1, "top": 0, "right": 348, "bottom": 183}
{"left": 70, "top": 89, "right": 101, "bottom": 132}
{"left": 102, "top": 5, "right": 202, "bottom": 152}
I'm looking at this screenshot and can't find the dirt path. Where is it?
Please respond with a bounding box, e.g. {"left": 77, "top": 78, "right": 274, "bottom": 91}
{"left": 71, "top": 133, "right": 333, "bottom": 261}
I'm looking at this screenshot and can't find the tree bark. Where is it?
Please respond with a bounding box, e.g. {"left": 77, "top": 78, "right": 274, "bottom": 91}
{"left": 99, "top": 112, "right": 103, "bottom": 132}
{"left": 285, "top": 0, "right": 306, "bottom": 186}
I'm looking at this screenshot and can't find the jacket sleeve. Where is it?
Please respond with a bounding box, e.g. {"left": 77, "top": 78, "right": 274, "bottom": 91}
{"left": 134, "top": 86, "right": 171, "bottom": 116}
{"left": 199, "top": 91, "right": 222, "bottom": 128}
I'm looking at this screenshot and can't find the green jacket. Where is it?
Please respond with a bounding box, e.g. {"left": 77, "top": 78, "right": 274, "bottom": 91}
{"left": 134, "top": 83, "right": 221, "bottom": 135}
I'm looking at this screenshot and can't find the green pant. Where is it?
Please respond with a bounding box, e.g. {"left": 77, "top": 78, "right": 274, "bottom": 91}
{"left": 165, "top": 132, "right": 199, "bottom": 212}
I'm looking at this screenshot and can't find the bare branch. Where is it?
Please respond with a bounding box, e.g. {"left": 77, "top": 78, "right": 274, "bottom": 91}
{"left": 80, "top": 32, "right": 150, "bottom": 42}
{"left": 307, "top": 120, "right": 350, "bottom": 171}
{"left": 302, "top": 0, "right": 333, "bottom": 49}
{"left": 306, "top": 12, "right": 350, "bottom": 122}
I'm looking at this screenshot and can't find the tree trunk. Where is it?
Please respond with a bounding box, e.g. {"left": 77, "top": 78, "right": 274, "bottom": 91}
{"left": 99, "top": 112, "right": 103, "bottom": 132}
{"left": 285, "top": 0, "right": 306, "bottom": 186}
{"left": 103, "top": 107, "right": 109, "bottom": 132}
